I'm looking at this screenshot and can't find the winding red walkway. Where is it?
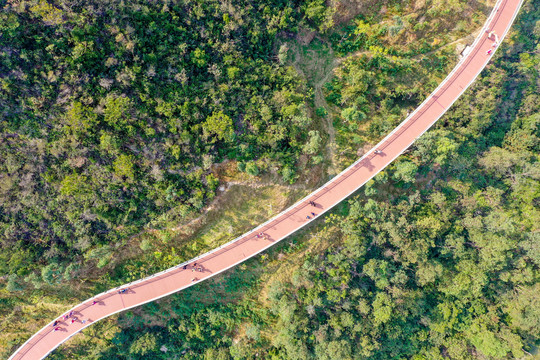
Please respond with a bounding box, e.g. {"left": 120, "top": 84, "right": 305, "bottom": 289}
{"left": 8, "top": 0, "right": 523, "bottom": 358}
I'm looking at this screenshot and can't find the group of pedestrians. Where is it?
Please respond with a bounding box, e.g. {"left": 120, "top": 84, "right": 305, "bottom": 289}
{"left": 486, "top": 30, "right": 499, "bottom": 55}
{"left": 184, "top": 263, "right": 204, "bottom": 283}
{"left": 52, "top": 310, "right": 83, "bottom": 332}
{"left": 191, "top": 264, "right": 203, "bottom": 272}
{"left": 255, "top": 232, "right": 270, "bottom": 241}
{"left": 307, "top": 201, "right": 318, "bottom": 220}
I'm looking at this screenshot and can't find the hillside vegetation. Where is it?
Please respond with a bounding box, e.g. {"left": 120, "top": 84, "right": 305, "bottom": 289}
{"left": 1, "top": 0, "right": 538, "bottom": 359}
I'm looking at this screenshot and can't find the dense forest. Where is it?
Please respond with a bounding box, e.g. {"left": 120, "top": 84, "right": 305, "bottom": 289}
{"left": 1, "top": 0, "right": 539, "bottom": 358}
{"left": 0, "top": 0, "right": 325, "bottom": 281}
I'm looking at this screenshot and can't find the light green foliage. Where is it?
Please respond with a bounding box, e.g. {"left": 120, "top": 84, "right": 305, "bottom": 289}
{"left": 506, "top": 284, "right": 540, "bottom": 337}
{"left": 6, "top": 274, "right": 24, "bottom": 292}
{"left": 41, "top": 264, "right": 64, "bottom": 285}
{"left": 66, "top": 102, "right": 98, "bottom": 136}
{"left": 113, "top": 154, "right": 135, "bottom": 182}
{"left": 84, "top": 245, "right": 113, "bottom": 268}
{"left": 372, "top": 292, "right": 394, "bottom": 326}
{"left": 302, "top": 0, "right": 335, "bottom": 32}
{"left": 60, "top": 173, "right": 89, "bottom": 196}
{"left": 281, "top": 166, "right": 297, "bottom": 184}
{"left": 303, "top": 130, "right": 321, "bottom": 154}
{"left": 129, "top": 332, "right": 158, "bottom": 356}
{"left": 468, "top": 325, "right": 512, "bottom": 359}
{"left": 393, "top": 160, "right": 419, "bottom": 183}
{"left": 29, "top": 0, "right": 64, "bottom": 25}
{"left": 245, "top": 324, "right": 261, "bottom": 341}
{"left": 191, "top": 48, "right": 208, "bottom": 68}
{"left": 203, "top": 111, "right": 233, "bottom": 142}
{"left": 245, "top": 162, "right": 259, "bottom": 176}
{"left": 341, "top": 107, "right": 365, "bottom": 123}
{"left": 103, "top": 94, "right": 134, "bottom": 131}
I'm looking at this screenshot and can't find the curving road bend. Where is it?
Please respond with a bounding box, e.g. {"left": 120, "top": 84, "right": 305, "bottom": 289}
{"left": 8, "top": 0, "right": 524, "bottom": 358}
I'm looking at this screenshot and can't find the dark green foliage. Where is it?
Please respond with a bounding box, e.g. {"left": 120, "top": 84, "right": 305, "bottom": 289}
{"left": 2, "top": 0, "right": 539, "bottom": 359}
{"left": 0, "top": 0, "right": 317, "bottom": 280}
{"left": 51, "top": 2, "right": 540, "bottom": 359}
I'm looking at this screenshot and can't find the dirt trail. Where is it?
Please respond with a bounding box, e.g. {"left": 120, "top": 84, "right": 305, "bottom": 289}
{"left": 314, "top": 57, "right": 340, "bottom": 175}
{"left": 289, "top": 37, "right": 341, "bottom": 175}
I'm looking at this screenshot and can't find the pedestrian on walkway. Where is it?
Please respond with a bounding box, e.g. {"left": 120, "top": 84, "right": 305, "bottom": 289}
{"left": 191, "top": 278, "right": 196, "bottom": 282}
{"left": 306, "top": 215, "right": 311, "bottom": 220}
{"left": 71, "top": 318, "right": 77, "bottom": 324}
{"left": 69, "top": 311, "right": 73, "bottom": 317}
{"left": 487, "top": 49, "right": 492, "bottom": 55}
{"left": 82, "top": 319, "right": 87, "bottom": 324}
{"left": 183, "top": 265, "right": 187, "bottom": 270}
{"left": 52, "top": 321, "right": 58, "bottom": 327}
{"left": 311, "top": 212, "right": 316, "bottom": 216}
{"left": 54, "top": 327, "right": 60, "bottom": 332}
{"left": 92, "top": 300, "right": 98, "bottom": 305}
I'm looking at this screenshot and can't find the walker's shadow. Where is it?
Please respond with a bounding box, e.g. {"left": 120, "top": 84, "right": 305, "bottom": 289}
{"left": 362, "top": 158, "right": 376, "bottom": 171}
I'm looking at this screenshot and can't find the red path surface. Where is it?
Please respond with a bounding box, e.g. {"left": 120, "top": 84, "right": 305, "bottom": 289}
{"left": 9, "top": 0, "right": 523, "bottom": 358}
